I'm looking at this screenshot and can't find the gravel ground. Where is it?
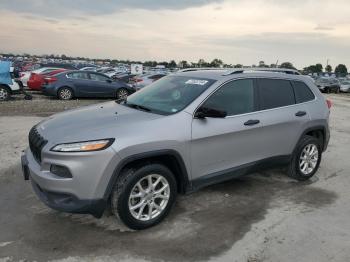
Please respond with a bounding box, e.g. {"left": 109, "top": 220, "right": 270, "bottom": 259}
{"left": 0, "top": 91, "right": 107, "bottom": 116}
{"left": 0, "top": 94, "right": 350, "bottom": 262}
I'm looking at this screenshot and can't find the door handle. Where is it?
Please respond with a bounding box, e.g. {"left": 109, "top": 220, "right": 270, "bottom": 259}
{"left": 295, "top": 111, "right": 307, "bottom": 117}
{"left": 244, "top": 119, "right": 260, "bottom": 126}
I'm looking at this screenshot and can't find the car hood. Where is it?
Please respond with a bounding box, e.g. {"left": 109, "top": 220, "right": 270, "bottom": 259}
{"left": 37, "top": 101, "right": 163, "bottom": 144}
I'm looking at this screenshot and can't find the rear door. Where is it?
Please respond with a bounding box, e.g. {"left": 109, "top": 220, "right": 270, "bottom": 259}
{"left": 66, "top": 72, "right": 90, "bottom": 96}
{"left": 256, "top": 78, "right": 311, "bottom": 157}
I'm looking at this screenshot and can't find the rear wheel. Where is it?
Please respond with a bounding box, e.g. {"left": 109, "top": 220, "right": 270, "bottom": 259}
{"left": 0, "top": 86, "right": 10, "bottom": 101}
{"left": 287, "top": 136, "right": 322, "bottom": 181}
{"left": 58, "top": 87, "right": 73, "bottom": 100}
{"left": 116, "top": 88, "right": 129, "bottom": 100}
{"left": 111, "top": 163, "right": 177, "bottom": 230}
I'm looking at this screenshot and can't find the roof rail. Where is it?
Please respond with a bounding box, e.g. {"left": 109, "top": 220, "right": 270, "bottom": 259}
{"left": 223, "top": 67, "right": 300, "bottom": 76}
{"left": 178, "top": 67, "right": 226, "bottom": 73}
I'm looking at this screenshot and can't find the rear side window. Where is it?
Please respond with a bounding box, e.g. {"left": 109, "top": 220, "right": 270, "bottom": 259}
{"left": 258, "top": 79, "right": 295, "bottom": 110}
{"left": 203, "top": 79, "right": 255, "bottom": 116}
{"left": 292, "top": 81, "right": 315, "bottom": 103}
{"left": 67, "top": 72, "right": 89, "bottom": 80}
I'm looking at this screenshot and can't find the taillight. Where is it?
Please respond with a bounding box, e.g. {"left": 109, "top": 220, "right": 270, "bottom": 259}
{"left": 326, "top": 99, "right": 332, "bottom": 109}
{"left": 45, "top": 77, "right": 58, "bottom": 84}
{"left": 29, "top": 73, "right": 36, "bottom": 80}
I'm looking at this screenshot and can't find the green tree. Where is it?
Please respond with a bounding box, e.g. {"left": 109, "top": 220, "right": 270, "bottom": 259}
{"left": 335, "top": 64, "right": 348, "bottom": 77}
{"left": 179, "top": 60, "right": 189, "bottom": 68}
{"left": 210, "top": 58, "right": 223, "bottom": 68}
{"left": 280, "top": 62, "right": 296, "bottom": 70}
{"left": 234, "top": 64, "right": 243, "bottom": 68}
{"left": 325, "top": 65, "right": 332, "bottom": 73}
{"left": 315, "top": 63, "right": 323, "bottom": 73}
{"left": 168, "top": 60, "right": 177, "bottom": 68}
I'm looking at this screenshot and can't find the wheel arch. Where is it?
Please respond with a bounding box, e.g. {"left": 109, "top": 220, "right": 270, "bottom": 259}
{"left": 0, "top": 84, "right": 12, "bottom": 94}
{"left": 296, "top": 126, "right": 327, "bottom": 152}
{"left": 103, "top": 149, "right": 191, "bottom": 201}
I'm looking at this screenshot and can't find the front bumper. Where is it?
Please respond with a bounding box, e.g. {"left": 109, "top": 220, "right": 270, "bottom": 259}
{"left": 21, "top": 145, "right": 121, "bottom": 218}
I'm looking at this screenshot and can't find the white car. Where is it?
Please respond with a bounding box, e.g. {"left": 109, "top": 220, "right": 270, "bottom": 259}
{"left": 340, "top": 80, "right": 350, "bottom": 92}
{"left": 20, "top": 67, "right": 61, "bottom": 87}
{"left": 0, "top": 67, "right": 23, "bottom": 101}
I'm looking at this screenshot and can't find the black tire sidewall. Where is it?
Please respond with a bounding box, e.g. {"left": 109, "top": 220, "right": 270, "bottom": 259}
{"left": 292, "top": 136, "right": 322, "bottom": 180}
{"left": 116, "top": 164, "right": 177, "bottom": 230}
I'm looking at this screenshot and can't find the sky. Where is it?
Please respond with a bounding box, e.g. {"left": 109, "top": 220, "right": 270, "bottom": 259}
{"left": 0, "top": 0, "right": 349, "bottom": 69}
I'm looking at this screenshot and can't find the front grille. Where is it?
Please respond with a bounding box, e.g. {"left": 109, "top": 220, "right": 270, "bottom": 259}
{"left": 29, "top": 126, "right": 48, "bottom": 163}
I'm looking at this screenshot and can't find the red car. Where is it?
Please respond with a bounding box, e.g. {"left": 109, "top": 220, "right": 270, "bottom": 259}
{"left": 27, "top": 69, "right": 67, "bottom": 90}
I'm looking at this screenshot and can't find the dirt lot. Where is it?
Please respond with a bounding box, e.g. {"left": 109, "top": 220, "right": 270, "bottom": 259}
{"left": 0, "top": 93, "right": 350, "bottom": 262}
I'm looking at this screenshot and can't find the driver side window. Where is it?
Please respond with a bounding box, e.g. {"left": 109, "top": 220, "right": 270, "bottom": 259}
{"left": 202, "top": 79, "right": 255, "bottom": 116}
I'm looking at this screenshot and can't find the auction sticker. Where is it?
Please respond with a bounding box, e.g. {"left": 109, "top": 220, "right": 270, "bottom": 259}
{"left": 185, "top": 79, "right": 208, "bottom": 85}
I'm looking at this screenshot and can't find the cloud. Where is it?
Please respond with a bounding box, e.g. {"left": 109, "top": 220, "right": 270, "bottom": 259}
{"left": 0, "top": 0, "right": 223, "bottom": 17}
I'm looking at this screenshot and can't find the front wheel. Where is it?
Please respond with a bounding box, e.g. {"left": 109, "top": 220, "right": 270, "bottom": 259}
{"left": 287, "top": 136, "right": 322, "bottom": 181}
{"left": 111, "top": 163, "right": 177, "bottom": 230}
{"left": 116, "top": 88, "right": 129, "bottom": 100}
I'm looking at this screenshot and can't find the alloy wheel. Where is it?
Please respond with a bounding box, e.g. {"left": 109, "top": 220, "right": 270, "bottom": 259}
{"left": 128, "top": 174, "right": 170, "bottom": 221}
{"left": 117, "top": 89, "right": 128, "bottom": 100}
{"left": 59, "top": 88, "right": 72, "bottom": 100}
{"left": 299, "top": 144, "right": 319, "bottom": 175}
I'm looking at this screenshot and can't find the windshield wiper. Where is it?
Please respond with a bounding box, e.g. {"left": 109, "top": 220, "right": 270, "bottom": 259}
{"left": 124, "top": 102, "right": 152, "bottom": 112}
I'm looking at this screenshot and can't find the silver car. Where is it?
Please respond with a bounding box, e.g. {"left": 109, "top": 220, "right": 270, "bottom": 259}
{"left": 21, "top": 69, "right": 331, "bottom": 229}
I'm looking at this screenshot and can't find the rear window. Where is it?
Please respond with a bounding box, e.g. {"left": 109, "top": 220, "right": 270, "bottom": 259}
{"left": 258, "top": 79, "right": 295, "bottom": 110}
{"left": 292, "top": 81, "right": 315, "bottom": 103}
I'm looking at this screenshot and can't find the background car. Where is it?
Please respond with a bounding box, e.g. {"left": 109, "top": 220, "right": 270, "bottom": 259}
{"left": 131, "top": 73, "right": 167, "bottom": 90}
{"left": 315, "top": 78, "right": 340, "bottom": 93}
{"left": 42, "top": 70, "right": 135, "bottom": 100}
{"left": 20, "top": 67, "right": 62, "bottom": 87}
{"left": 27, "top": 69, "right": 67, "bottom": 90}
{"left": 340, "top": 80, "right": 350, "bottom": 93}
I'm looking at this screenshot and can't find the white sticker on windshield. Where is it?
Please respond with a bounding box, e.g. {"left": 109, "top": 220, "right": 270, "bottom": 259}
{"left": 185, "top": 79, "right": 208, "bottom": 86}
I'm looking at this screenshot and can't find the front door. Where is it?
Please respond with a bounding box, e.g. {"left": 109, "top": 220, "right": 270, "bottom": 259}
{"left": 191, "top": 78, "right": 267, "bottom": 180}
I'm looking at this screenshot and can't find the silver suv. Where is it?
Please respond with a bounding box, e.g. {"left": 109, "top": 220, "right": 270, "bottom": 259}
{"left": 21, "top": 69, "right": 331, "bottom": 229}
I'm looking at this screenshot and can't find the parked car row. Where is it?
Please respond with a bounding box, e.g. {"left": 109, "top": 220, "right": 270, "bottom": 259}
{"left": 315, "top": 77, "right": 350, "bottom": 93}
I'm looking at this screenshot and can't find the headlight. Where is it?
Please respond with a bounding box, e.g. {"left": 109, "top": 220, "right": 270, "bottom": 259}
{"left": 51, "top": 139, "right": 114, "bottom": 152}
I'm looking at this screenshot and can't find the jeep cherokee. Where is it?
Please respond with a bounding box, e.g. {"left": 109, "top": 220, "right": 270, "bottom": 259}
{"left": 21, "top": 69, "right": 331, "bottom": 229}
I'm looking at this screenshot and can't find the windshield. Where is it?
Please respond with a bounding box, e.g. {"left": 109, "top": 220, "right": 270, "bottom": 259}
{"left": 124, "top": 75, "right": 216, "bottom": 115}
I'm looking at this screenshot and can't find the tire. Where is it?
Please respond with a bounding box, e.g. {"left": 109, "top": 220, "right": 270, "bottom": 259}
{"left": 116, "top": 88, "right": 129, "bottom": 100}
{"left": 287, "top": 135, "right": 322, "bottom": 181}
{"left": 111, "top": 163, "right": 177, "bottom": 230}
{"left": 57, "top": 87, "right": 73, "bottom": 100}
{"left": 0, "top": 86, "right": 10, "bottom": 101}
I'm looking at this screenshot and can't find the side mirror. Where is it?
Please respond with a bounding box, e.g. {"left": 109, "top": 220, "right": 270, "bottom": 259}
{"left": 106, "top": 79, "right": 112, "bottom": 83}
{"left": 194, "top": 107, "right": 227, "bottom": 119}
